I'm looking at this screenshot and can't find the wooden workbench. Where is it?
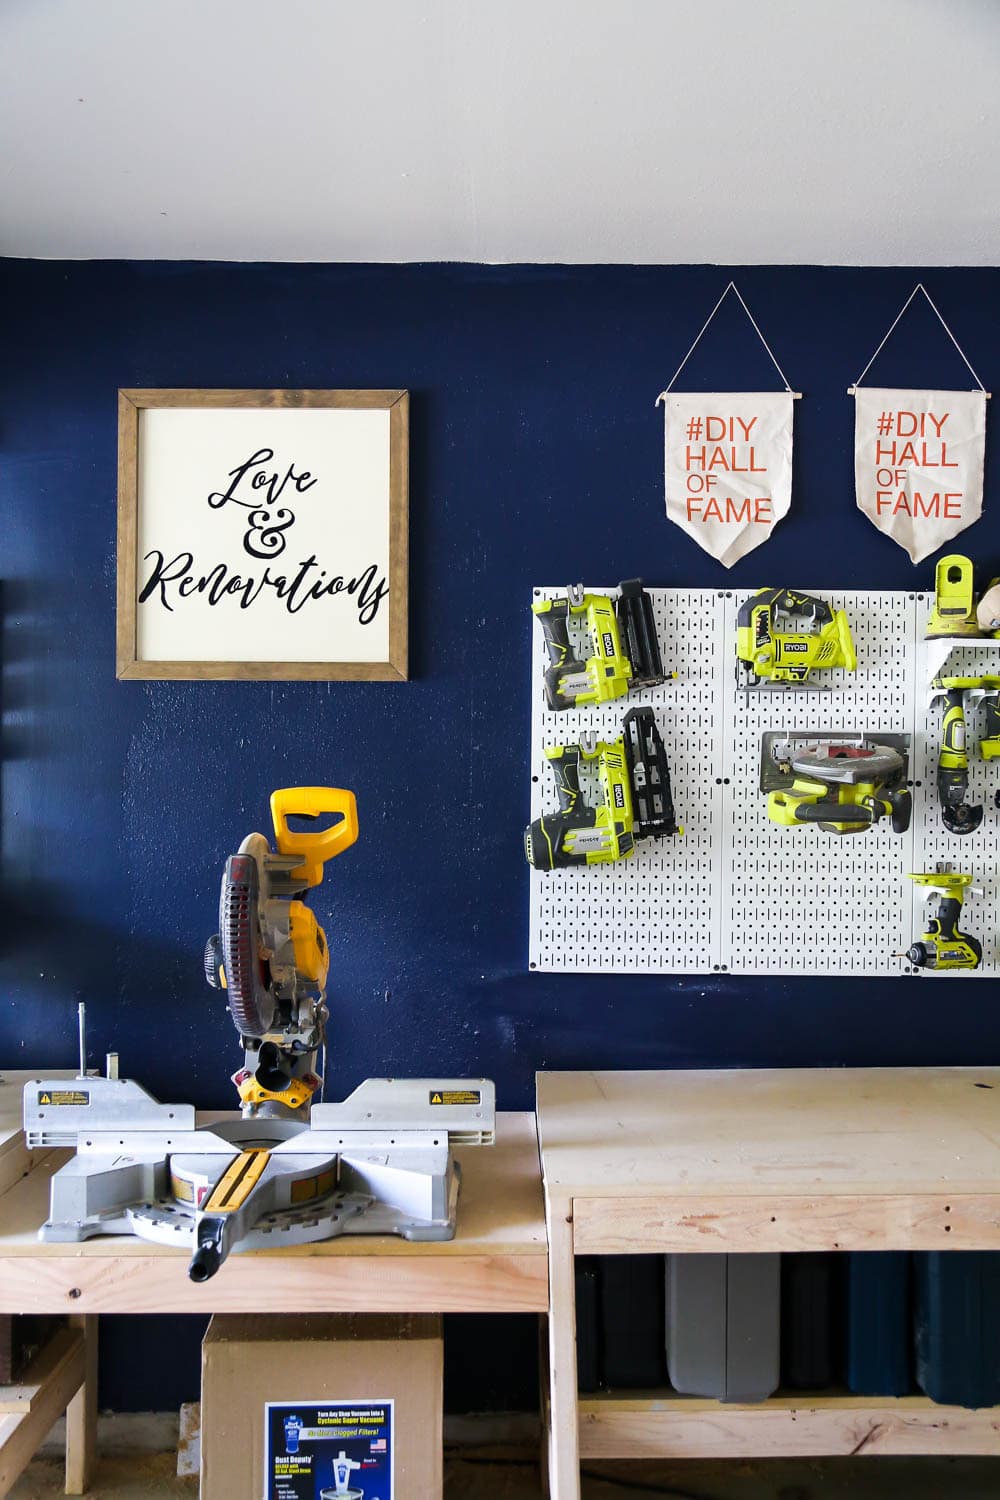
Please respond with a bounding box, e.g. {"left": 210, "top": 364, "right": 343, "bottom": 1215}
{"left": 537, "top": 1067, "right": 1000, "bottom": 1500}
{"left": 0, "top": 1087, "right": 546, "bottom": 1495}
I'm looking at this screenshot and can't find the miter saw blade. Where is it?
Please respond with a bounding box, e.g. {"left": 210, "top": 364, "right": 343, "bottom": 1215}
{"left": 219, "top": 835, "right": 276, "bottom": 1038}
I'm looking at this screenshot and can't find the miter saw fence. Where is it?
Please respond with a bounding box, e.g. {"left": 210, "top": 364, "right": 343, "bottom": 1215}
{"left": 25, "top": 788, "right": 496, "bottom": 1283}
{"left": 761, "top": 732, "right": 912, "bottom": 836}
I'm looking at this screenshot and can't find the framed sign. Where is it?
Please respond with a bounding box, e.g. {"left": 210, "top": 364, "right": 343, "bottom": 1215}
{"left": 116, "top": 388, "right": 408, "bottom": 680}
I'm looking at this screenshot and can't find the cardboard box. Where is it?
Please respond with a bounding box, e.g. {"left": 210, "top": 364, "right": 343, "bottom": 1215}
{"left": 201, "top": 1313, "right": 442, "bottom": 1500}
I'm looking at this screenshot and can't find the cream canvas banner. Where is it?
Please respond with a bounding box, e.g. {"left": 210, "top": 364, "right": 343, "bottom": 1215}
{"left": 854, "top": 388, "right": 987, "bottom": 563}
{"left": 660, "top": 392, "right": 794, "bottom": 568}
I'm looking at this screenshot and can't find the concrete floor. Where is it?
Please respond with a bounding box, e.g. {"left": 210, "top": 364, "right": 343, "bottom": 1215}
{"left": 8, "top": 1449, "right": 1000, "bottom": 1498}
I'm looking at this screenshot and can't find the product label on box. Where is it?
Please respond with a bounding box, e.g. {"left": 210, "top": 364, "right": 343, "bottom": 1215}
{"left": 264, "top": 1400, "right": 392, "bottom": 1500}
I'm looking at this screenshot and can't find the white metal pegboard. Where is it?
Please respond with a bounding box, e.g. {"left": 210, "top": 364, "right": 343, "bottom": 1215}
{"left": 720, "top": 590, "right": 918, "bottom": 977}
{"left": 528, "top": 586, "right": 724, "bottom": 973}
{"left": 528, "top": 586, "right": 999, "bottom": 977}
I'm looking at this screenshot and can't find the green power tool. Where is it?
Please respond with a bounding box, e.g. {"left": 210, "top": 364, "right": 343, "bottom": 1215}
{"left": 736, "top": 588, "right": 856, "bottom": 691}
{"left": 926, "top": 555, "right": 980, "bottom": 639}
{"left": 761, "top": 732, "right": 911, "bottom": 836}
{"left": 931, "top": 676, "right": 1000, "bottom": 834}
{"left": 525, "top": 707, "right": 681, "bottom": 869}
{"left": 533, "top": 579, "right": 668, "bottom": 711}
{"left": 906, "top": 871, "right": 982, "bottom": 971}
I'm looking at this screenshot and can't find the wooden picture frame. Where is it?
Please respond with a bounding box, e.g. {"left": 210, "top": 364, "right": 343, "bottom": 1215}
{"left": 116, "top": 388, "right": 408, "bottom": 680}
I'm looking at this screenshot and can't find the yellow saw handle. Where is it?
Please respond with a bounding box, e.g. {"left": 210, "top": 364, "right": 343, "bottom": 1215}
{"left": 270, "top": 786, "right": 359, "bottom": 888}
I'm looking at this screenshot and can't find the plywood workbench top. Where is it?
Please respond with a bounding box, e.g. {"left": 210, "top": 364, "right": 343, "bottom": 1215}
{"left": 536, "top": 1067, "right": 1000, "bottom": 1200}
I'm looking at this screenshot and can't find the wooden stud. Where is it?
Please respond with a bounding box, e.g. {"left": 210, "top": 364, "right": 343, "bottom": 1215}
{"left": 63, "top": 1316, "right": 97, "bottom": 1495}
{"left": 572, "top": 1192, "right": 1000, "bottom": 1255}
{"left": 545, "top": 1199, "right": 580, "bottom": 1500}
{"left": 578, "top": 1392, "right": 1000, "bottom": 1460}
{"left": 0, "top": 1328, "right": 85, "bottom": 1495}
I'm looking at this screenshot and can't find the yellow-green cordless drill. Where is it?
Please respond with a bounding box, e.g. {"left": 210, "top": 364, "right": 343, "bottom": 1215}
{"left": 906, "top": 871, "right": 982, "bottom": 971}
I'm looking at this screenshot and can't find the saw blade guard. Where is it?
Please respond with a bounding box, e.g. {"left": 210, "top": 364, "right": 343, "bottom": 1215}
{"left": 219, "top": 834, "right": 276, "bottom": 1039}
{"left": 788, "top": 744, "right": 904, "bottom": 786}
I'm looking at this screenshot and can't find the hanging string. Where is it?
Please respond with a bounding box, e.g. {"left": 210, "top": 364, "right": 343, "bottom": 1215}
{"left": 850, "top": 282, "right": 989, "bottom": 395}
{"left": 657, "top": 281, "right": 798, "bottom": 402}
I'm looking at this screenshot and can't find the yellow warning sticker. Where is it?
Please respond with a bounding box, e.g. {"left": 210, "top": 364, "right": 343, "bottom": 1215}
{"left": 429, "top": 1089, "right": 481, "bottom": 1106}
{"left": 37, "top": 1090, "right": 90, "bottom": 1107}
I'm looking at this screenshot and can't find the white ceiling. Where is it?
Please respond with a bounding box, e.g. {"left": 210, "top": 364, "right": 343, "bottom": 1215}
{"left": 1, "top": 0, "right": 997, "bottom": 264}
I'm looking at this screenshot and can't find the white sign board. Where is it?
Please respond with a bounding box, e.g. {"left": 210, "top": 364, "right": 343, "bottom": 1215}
{"left": 117, "top": 390, "right": 408, "bottom": 680}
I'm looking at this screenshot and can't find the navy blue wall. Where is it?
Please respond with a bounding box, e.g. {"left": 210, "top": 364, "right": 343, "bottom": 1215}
{"left": 3, "top": 261, "right": 999, "bottom": 1106}
{"left": 2, "top": 261, "right": 999, "bottom": 1411}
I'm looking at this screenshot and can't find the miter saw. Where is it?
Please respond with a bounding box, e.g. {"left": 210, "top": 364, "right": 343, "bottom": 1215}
{"left": 25, "top": 788, "right": 495, "bottom": 1282}
{"left": 760, "top": 732, "right": 912, "bottom": 835}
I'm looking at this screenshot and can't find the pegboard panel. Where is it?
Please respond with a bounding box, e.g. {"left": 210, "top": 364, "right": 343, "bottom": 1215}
{"left": 529, "top": 586, "right": 999, "bottom": 977}
{"left": 720, "top": 590, "right": 918, "bottom": 977}
{"left": 528, "top": 586, "right": 724, "bottom": 973}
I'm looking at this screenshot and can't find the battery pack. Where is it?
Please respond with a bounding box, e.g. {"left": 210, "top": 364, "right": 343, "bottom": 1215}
{"left": 845, "top": 1252, "right": 912, "bottom": 1396}
{"left": 781, "top": 1253, "right": 839, "bottom": 1390}
{"left": 666, "top": 1253, "right": 780, "bottom": 1402}
{"left": 915, "top": 1251, "right": 1000, "bottom": 1408}
{"left": 601, "top": 1255, "right": 666, "bottom": 1388}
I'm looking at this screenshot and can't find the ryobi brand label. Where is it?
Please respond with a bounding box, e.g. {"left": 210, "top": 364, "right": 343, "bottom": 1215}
{"left": 429, "top": 1089, "right": 481, "bottom": 1106}
{"left": 601, "top": 631, "right": 615, "bottom": 657}
{"left": 37, "top": 1090, "right": 90, "bottom": 1107}
{"left": 613, "top": 783, "right": 626, "bottom": 808}
{"left": 783, "top": 642, "right": 808, "bottom": 653}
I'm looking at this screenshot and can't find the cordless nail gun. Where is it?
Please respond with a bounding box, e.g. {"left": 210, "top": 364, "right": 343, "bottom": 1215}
{"left": 533, "top": 579, "right": 668, "bottom": 711}
{"left": 525, "top": 707, "right": 681, "bottom": 869}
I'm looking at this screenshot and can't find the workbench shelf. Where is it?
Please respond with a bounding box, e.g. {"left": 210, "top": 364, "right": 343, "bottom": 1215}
{"left": 576, "top": 1389, "right": 1000, "bottom": 1460}
{"left": 536, "top": 1068, "right": 1000, "bottom": 1500}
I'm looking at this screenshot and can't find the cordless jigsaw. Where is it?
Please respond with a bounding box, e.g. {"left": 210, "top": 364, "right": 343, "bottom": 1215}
{"left": 736, "top": 588, "right": 856, "bottom": 692}
{"left": 26, "top": 788, "right": 496, "bottom": 1282}
{"left": 525, "top": 707, "right": 681, "bottom": 869}
{"left": 533, "top": 579, "right": 669, "bottom": 711}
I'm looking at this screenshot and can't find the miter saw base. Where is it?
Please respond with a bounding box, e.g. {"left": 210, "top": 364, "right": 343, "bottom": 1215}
{"left": 26, "top": 1073, "right": 493, "bottom": 1279}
